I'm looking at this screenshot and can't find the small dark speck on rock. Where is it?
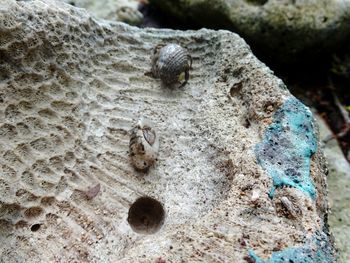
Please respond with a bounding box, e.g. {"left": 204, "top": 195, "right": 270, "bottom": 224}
{"left": 243, "top": 255, "right": 256, "bottom": 263}
{"left": 84, "top": 183, "right": 101, "bottom": 199}
{"left": 30, "top": 224, "right": 41, "bottom": 232}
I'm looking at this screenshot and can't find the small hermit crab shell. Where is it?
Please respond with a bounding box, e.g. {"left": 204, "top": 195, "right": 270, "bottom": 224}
{"left": 151, "top": 43, "right": 192, "bottom": 88}
{"left": 129, "top": 119, "right": 159, "bottom": 170}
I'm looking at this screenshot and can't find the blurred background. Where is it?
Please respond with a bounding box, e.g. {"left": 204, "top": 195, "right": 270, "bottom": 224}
{"left": 63, "top": 0, "right": 350, "bottom": 261}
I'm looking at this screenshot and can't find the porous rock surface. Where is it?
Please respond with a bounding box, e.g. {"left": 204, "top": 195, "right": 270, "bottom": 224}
{"left": 0, "top": 0, "right": 334, "bottom": 262}
{"left": 149, "top": 0, "right": 350, "bottom": 62}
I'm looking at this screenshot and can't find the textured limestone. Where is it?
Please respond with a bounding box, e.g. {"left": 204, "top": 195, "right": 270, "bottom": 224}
{"left": 149, "top": 0, "right": 350, "bottom": 62}
{"left": 0, "top": 0, "right": 334, "bottom": 262}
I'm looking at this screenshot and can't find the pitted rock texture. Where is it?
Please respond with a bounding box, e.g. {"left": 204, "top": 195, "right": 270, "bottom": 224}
{"left": 149, "top": 0, "right": 350, "bottom": 63}
{"left": 0, "top": 0, "right": 334, "bottom": 262}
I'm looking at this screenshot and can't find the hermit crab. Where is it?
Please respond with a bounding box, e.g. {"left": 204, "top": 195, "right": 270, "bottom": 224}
{"left": 129, "top": 118, "right": 159, "bottom": 170}
{"left": 151, "top": 43, "right": 192, "bottom": 88}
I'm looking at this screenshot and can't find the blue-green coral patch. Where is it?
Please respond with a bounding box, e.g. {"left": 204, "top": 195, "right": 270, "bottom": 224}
{"left": 255, "top": 98, "right": 317, "bottom": 199}
{"left": 248, "top": 232, "right": 335, "bottom": 263}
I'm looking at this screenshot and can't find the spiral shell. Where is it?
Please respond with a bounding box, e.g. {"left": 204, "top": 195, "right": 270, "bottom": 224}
{"left": 151, "top": 43, "right": 192, "bottom": 88}
{"left": 129, "top": 118, "right": 159, "bottom": 170}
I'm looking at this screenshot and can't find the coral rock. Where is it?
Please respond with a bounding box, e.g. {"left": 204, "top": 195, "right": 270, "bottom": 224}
{"left": 0, "top": 0, "right": 335, "bottom": 262}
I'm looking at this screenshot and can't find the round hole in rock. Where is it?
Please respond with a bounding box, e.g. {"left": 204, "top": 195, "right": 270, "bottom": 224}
{"left": 127, "top": 196, "right": 165, "bottom": 234}
{"left": 229, "top": 82, "right": 243, "bottom": 97}
{"left": 30, "top": 224, "right": 40, "bottom": 232}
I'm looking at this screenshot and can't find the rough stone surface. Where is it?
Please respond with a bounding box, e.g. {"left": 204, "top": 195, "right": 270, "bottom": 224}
{"left": 316, "top": 115, "right": 350, "bottom": 263}
{"left": 62, "top": 0, "right": 143, "bottom": 25}
{"left": 149, "top": 0, "right": 350, "bottom": 62}
{"left": 0, "top": 0, "right": 335, "bottom": 262}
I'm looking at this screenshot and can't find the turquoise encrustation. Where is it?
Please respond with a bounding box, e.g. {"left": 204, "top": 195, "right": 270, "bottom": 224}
{"left": 248, "top": 232, "right": 335, "bottom": 263}
{"left": 255, "top": 97, "right": 317, "bottom": 199}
